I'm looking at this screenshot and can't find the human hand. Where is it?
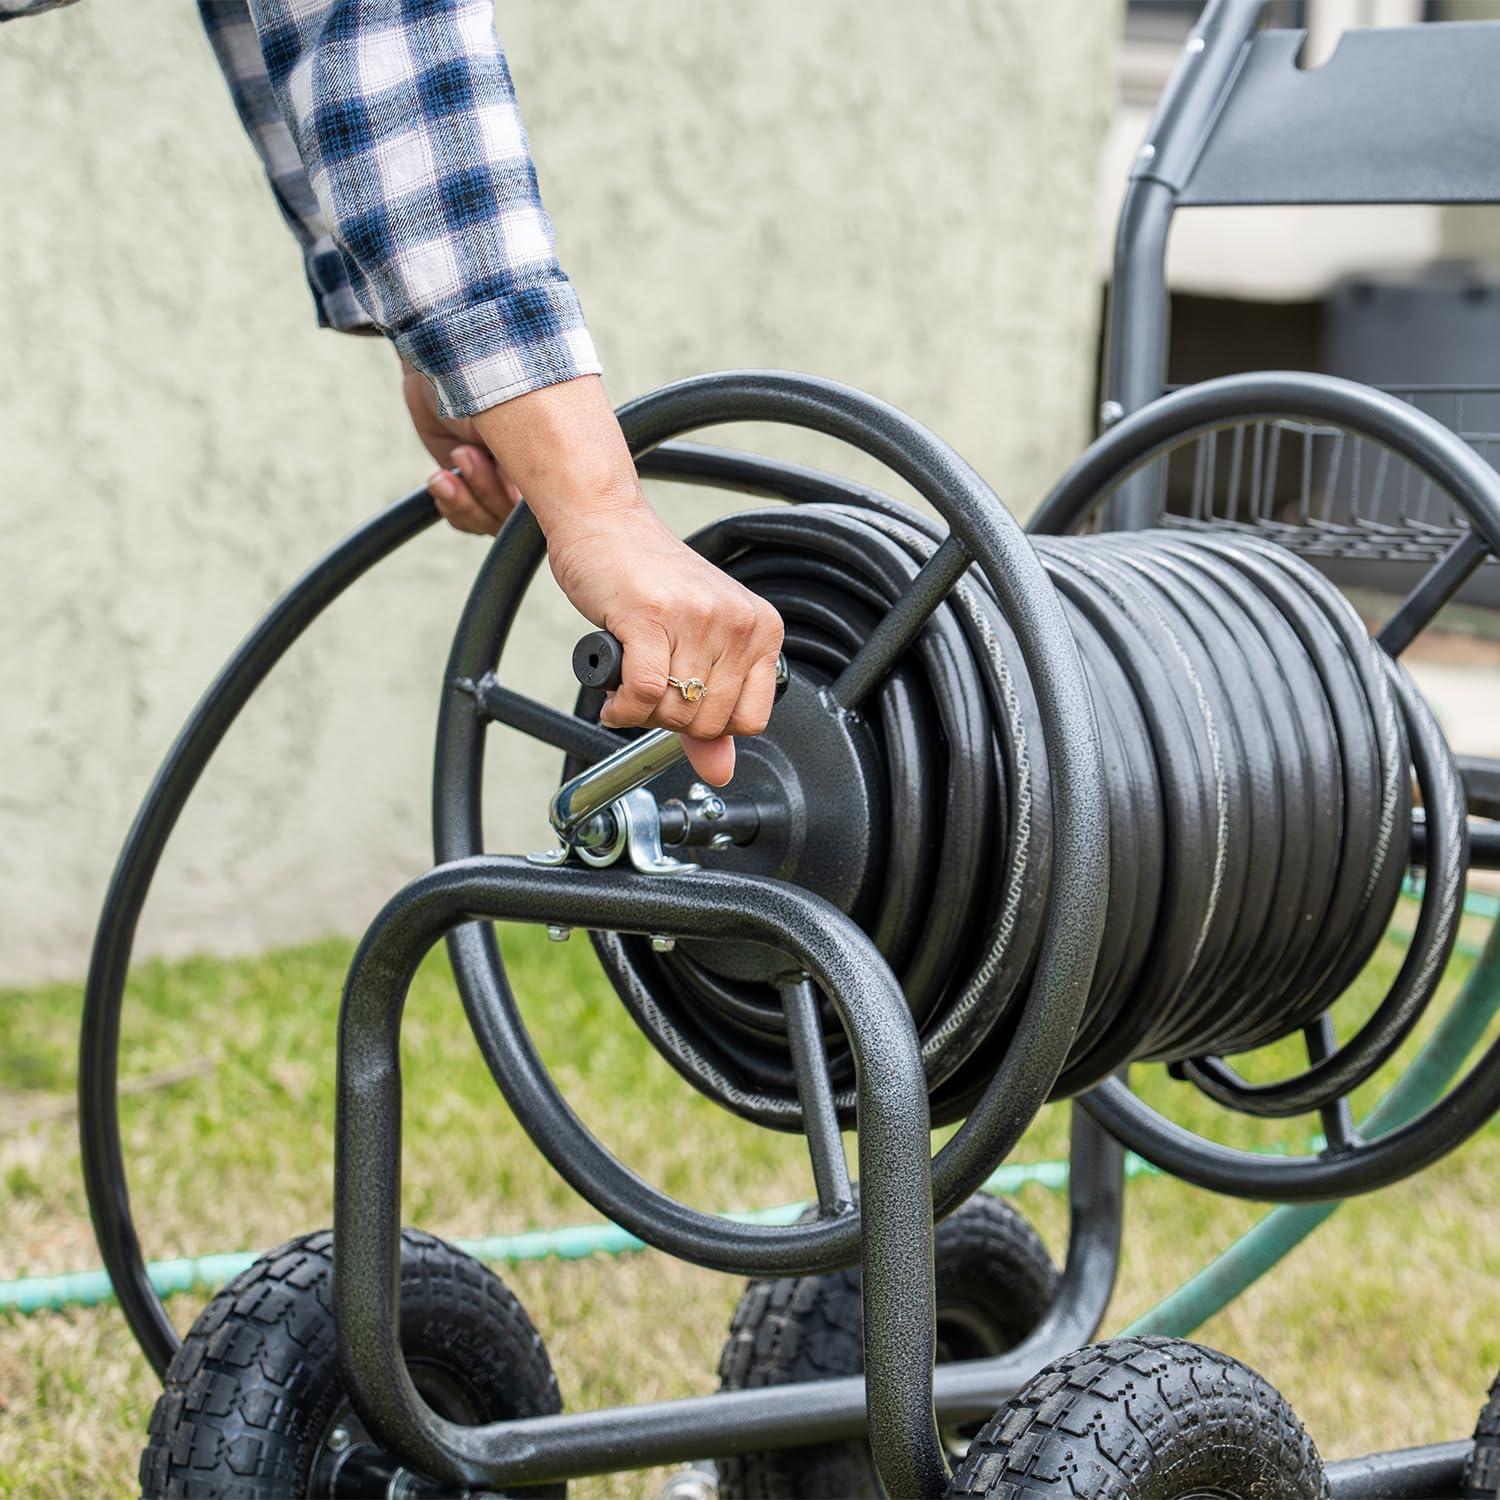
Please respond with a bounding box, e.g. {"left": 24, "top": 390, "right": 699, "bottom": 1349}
{"left": 401, "top": 358, "right": 521, "bottom": 534}
{"left": 471, "top": 376, "right": 783, "bottom": 786}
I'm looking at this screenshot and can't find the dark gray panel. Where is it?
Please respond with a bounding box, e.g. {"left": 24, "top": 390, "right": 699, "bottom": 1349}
{"left": 1177, "top": 24, "right": 1500, "bottom": 206}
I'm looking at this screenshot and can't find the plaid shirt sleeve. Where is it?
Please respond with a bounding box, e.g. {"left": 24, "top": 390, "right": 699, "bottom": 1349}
{"left": 199, "top": 1, "right": 376, "bottom": 334}
{"left": 242, "top": 0, "right": 601, "bottom": 417}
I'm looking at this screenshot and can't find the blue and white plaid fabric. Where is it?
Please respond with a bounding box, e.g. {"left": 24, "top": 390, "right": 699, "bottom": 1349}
{"left": 242, "top": 0, "right": 600, "bottom": 416}
{"left": 6, "top": 0, "right": 601, "bottom": 417}
{"left": 199, "top": 1, "right": 376, "bottom": 335}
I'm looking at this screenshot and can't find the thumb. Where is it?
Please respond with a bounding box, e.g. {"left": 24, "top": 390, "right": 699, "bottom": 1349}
{"left": 682, "top": 734, "right": 736, "bottom": 787}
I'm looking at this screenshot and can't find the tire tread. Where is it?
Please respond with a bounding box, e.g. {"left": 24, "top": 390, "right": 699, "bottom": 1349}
{"left": 139, "top": 1228, "right": 561, "bottom": 1499}
{"left": 943, "top": 1335, "right": 1328, "bottom": 1499}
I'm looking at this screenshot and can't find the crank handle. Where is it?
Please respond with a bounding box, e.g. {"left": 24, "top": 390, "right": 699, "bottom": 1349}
{"left": 550, "top": 631, "right": 788, "bottom": 845}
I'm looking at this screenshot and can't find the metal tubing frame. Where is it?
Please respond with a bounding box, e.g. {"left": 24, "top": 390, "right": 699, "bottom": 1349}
{"left": 334, "top": 857, "right": 951, "bottom": 1495}
{"left": 77, "top": 487, "right": 441, "bottom": 1377}
{"left": 334, "top": 858, "right": 1123, "bottom": 1491}
{"left": 1099, "top": 0, "right": 1266, "bottom": 529}
{"left": 1325, "top": 1442, "right": 1472, "bottom": 1499}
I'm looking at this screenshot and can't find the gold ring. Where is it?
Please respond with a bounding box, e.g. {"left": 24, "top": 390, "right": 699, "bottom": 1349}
{"left": 667, "top": 674, "right": 708, "bottom": 703}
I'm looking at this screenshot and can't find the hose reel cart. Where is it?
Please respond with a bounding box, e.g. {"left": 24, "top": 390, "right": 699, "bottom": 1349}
{"left": 79, "top": 4, "right": 1500, "bottom": 1498}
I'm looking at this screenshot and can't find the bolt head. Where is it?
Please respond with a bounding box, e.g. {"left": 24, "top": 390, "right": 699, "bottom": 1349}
{"left": 546, "top": 925, "right": 572, "bottom": 943}
{"left": 650, "top": 934, "right": 677, "bottom": 953}
{"left": 688, "top": 782, "right": 712, "bottom": 802}
{"left": 327, "top": 1426, "right": 351, "bottom": 1452}
{"left": 709, "top": 832, "right": 734, "bottom": 850}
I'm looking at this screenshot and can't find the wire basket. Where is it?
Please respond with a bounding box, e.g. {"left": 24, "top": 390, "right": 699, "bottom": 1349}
{"left": 1155, "top": 385, "right": 1500, "bottom": 565}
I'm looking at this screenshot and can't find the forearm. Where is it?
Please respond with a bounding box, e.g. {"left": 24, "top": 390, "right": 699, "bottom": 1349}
{"left": 470, "top": 377, "right": 646, "bottom": 541}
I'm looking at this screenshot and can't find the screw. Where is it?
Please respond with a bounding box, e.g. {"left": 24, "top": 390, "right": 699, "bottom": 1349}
{"left": 688, "top": 782, "right": 712, "bottom": 801}
{"left": 709, "top": 833, "right": 734, "bottom": 850}
{"left": 700, "top": 795, "right": 727, "bottom": 822}
{"left": 1138, "top": 141, "right": 1157, "bottom": 161}
{"left": 1187, "top": 34, "right": 1205, "bottom": 54}
{"left": 1098, "top": 399, "right": 1125, "bottom": 429}
{"left": 656, "top": 1469, "right": 719, "bottom": 1500}
{"left": 327, "top": 1427, "right": 351, "bottom": 1453}
{"left": 650, "top": 934, "right": 677, "bottom": 953}
{"left": 546, "top": 925, "right": 572, "bottom": 943}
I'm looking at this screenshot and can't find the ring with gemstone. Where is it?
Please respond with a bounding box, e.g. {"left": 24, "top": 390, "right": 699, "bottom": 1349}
{"left": 667, "top": 674, "right": 708, "bottom": 703}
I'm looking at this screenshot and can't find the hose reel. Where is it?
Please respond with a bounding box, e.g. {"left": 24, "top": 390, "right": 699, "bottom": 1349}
{"left": 80, "top": 366, "right": 1500, "bottom": 1387}
{"left": 442, "top": 368, "right": 1497, "bottom": 1224}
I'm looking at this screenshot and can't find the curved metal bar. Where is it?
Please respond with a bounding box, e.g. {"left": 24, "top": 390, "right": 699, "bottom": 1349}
{"left": 78, "top": 489, "right": 440, "bottom": 1374}
{"left": 1032, "top": 371, "right": 1500, "bottom": 554}
{"left": 638, "top": 439, "right": 906, "bottom": 509}
{"left": 334, "top": 857, "right": 946, "bottom": 1498}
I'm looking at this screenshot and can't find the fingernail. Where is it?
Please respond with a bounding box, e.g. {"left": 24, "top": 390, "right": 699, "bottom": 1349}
{"left": 430, "top": 473, "right": 454, "bottom": 500}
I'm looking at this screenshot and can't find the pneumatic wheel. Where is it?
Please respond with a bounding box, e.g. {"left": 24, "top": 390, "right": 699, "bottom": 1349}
{"left": 944, "top": 1336, "right": 1328, "bottom": 1499}
{"left": 1464, "top": 1369, "right": 1500, "bottom": 1495}
{"left": 139, "top": 1228, "right": 564, "bottom": 1499}
{"left": 716, "top": 1194, "right": 1059, "bottom": 1498}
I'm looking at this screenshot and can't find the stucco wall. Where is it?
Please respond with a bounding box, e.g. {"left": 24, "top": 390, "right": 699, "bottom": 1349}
{"left": 0, "top": 1, "right": 1119, "bottom": 984}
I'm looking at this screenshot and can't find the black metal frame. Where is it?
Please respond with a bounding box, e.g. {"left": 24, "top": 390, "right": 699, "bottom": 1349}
{"left": 331, "top": 859, "right": 1120, "bottom": 1494}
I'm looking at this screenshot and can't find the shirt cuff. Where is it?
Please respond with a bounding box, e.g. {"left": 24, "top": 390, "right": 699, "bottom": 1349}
{"left": 304, "top": 237, "right": 379, "bottom": 335}
{"left": 391, "top": 278, "right": 603, "bottom": 419}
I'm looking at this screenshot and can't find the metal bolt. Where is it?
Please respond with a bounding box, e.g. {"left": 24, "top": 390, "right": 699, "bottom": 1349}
{"left": 1138, "top": 141, "right": 1157, "bottom": 161}
{"left": 327, "top": 1426, "right": 351, "bottom": 1453}
{"left": 709, "top": 833, "right": 734, "bottom": 850}
{"left": 546, "top": 925, "right": 572, "bottom": 943}
{"left": 650, "top": 934, "right": 677, "bottom": 953}
{"left": 700, "top": 795, "right": 727, "bottom": 822}
{"left": 1099, "top": 399, "right": 1126, "bottom": 429}
{"left": 656, "top": 1467, "right": 719, "bottom": 1500}
{"left": 688, "top": 782, "right": 712, "bottom": 802}
{"left": 1187, "top": 34, "right": 1205, "bottom": 54}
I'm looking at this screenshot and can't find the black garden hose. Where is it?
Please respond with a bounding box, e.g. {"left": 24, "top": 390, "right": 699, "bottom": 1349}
{"left": 593, "top": 501, "right": 1464, "bottom": 1130}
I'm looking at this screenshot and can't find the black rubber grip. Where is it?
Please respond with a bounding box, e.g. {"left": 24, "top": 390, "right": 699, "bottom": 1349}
{"left": 571, "top": 630, "right": 792, "bottom": 700}
{"left": 572, "top": 630, "right": 625, "bottom": 691}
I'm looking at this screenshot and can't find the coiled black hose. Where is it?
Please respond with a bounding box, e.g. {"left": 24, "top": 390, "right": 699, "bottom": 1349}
{"left": 591, "top": 494, "right": 1465, "bottom": 1130}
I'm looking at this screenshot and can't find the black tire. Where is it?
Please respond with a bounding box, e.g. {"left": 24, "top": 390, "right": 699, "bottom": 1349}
{"left": 1464, "top": 1370, "right": 1500, "bottom": 1496}
{"left": 139, "top": 1227, "right": 564, "bottom": 1499}
{"left": 944, "top": 1335, "right": 1328, "bottom": 1499}
{"left": 716, "top": 1193, "right": 1059, "bottom": 1499}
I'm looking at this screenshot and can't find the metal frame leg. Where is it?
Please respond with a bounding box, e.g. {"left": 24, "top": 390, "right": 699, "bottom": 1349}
{"left": 333, "top": 856, "right": 947, "bottom": 1497}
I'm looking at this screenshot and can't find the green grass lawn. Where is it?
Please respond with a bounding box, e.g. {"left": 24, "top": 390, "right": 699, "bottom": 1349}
{"left": 3, "top": 921, "right": 1500, "bottom": 1498}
